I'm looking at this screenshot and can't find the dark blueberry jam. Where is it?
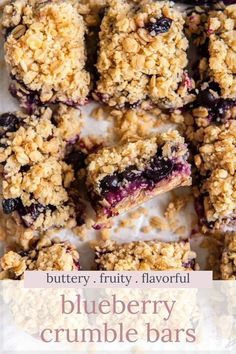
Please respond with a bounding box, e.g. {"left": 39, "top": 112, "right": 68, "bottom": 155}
{"left": 145, "top": 17, "right": 173, "bottom": 36}
{"left": 0, "top": 113, "right": 19, "bottom": 138}
{"left": 195, "top": 88, "right": 235, "bottom": 123}
{"left": 124, "top": 101, "right": 142, "bottom": 110}
{"left": 65, "top": 150, "right": 87, "bottom": 173}
{"left": 2, "top": 198, "right": 22, "bottom": 214}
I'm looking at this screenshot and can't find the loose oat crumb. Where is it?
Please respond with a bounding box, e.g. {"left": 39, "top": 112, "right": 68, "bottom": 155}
{"left": 74, "top": 224, "right": 88, "bottom": 241}
{"left": 99, "top": 229, "right": 111, "bottom": 241}
{"left": 149, "top": 216, "right": 169, "bottom": 231}
{"left": 141, "top": 225, "right": 152, "bottom": 234}
{"left": 119, "top": 218, "right": 135, "bottom": 229}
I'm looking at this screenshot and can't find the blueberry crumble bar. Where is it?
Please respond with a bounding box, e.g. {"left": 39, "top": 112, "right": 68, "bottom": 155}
{"left": 95, "top": 0, "right": 195, "bottom": 109}
{"left": 94, "top": 240, "right": 198, "bottom": 271}
{"left": 0, "top": 238, "right": 80, "bottom": 279}
{"left": 2, "top": 0, "right": 90, "bottom": 109}
{"left": 207, "top": 4, "right": 236, "bottom": 99}
{"left": 221, "top": 233, "right": 236, "bottom": 280}
{"left": 185, "top": 91, "right": 236, "bottom": 231}
{"left": 0, "top": 105, "right": 84, "bottom": 231}
{"left": 86, "top": 131, "right": 191, "bottom": 224}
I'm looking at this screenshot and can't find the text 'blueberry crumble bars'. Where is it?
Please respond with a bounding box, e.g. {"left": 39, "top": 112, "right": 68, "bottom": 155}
{"left": 0, "top": 105, "right": 84, "bottom": 232}
{"left": 95, "top": 0, "right": 195, "bottom": 109}
{"left": 220, "top": 233, "right": 236, "bottom": 280}
{"left": 86, "top": 131, "right": 191, "bottom": 224}
{"left": 2, "top": 0, "right": 90, "bottom": 109}
{"left": 94, "top": 240, "right": 198, "bottom": 271}
{"left": 0, "top": 238, "right": 80, "bottom": 279}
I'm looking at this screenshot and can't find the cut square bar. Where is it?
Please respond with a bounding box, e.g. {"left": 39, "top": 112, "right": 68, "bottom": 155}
{"left": 86, "top": 131, "right": 191, "bottom": 224}
{"left": 95, "top": 0, "right": 194, "bottom": 109}
{"left": 2, "top": 0, "right": 90, "bottom": 109}
{"left": 188, "top": 98, "right": 236, "bottom": 232}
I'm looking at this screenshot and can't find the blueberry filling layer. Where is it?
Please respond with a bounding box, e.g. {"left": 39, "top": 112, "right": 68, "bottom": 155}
{"left": 90, "top": 146, "right": 190, "bottom": 212}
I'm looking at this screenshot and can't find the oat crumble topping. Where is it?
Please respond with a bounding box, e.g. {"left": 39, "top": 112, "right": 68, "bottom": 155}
{"left": 0, "top": 237, "right": 80, "bottom": 279}
{"left": 94, "top": 240, "right": 198, "bottom": 271}
{"left": 95, "top": 0, "right": 194, "bottom": 109}
{"left": 3, "top": 0, "right": 90, "bottom": 105}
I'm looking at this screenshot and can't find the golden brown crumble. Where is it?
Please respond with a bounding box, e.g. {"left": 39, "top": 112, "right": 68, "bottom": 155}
{"left": 3, "top": 0, "right": 90, "bottom": 105}
{"left": 95, "top": 0, "right": 195, "bottom": 109}
{"left": 94, "top": 240, "right": 198, "bottom": 271}
{"left": 208, "top": 5, "right": 236, "bottom": 99}
{"left": 221, "top": 233, "right": 236, "bottom": 280}
{"left": 0, "top": 105, "right": 83, "bottom": 231}
{"left": 0, "top": 237, "right": 80, "bottom": 279}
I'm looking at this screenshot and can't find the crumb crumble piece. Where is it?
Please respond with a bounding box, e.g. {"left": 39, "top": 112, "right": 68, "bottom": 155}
{"left": 0, "top": 237, "right": 80, "bottom": 279}
{"left": 0, "top": 105, "right": 84, "bottom": 232}
{"left": 2, "top": 0, "right": 90, "bottom": 107}
{"left": 93, "top": 240, "right": 198, "bottom": 271}
{"left": 95, "top": 0, "right": 195, "bottom": 109}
